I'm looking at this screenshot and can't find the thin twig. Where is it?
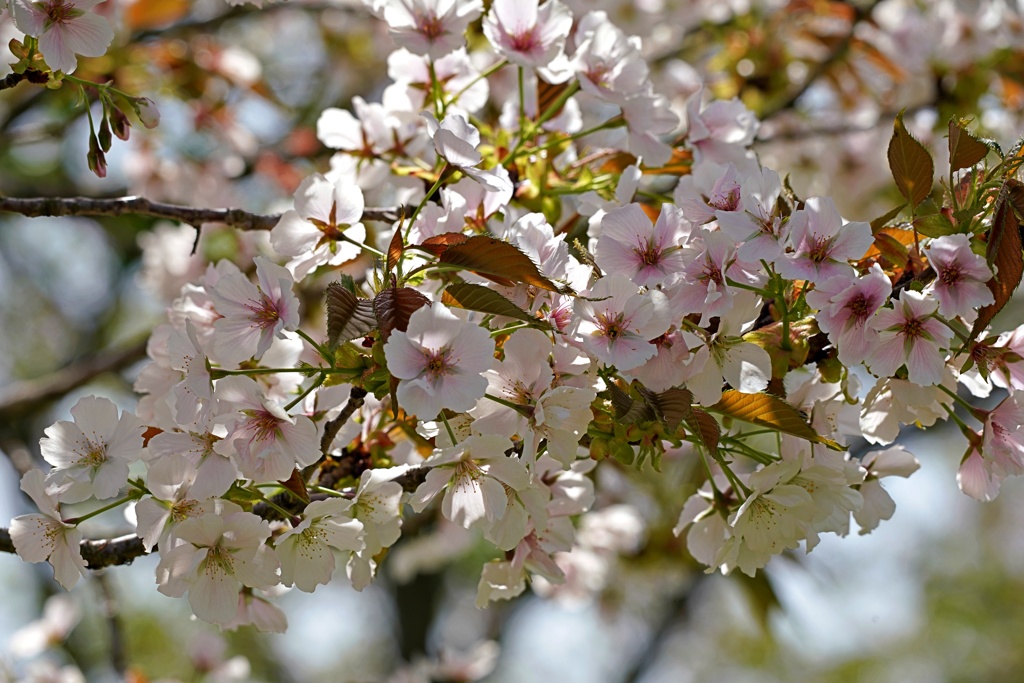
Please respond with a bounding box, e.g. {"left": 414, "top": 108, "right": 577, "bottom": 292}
{"left": 319, "top": 387, "right": 369, "bottom": 456}
{"left": 0, "top": 70, "right": 49, "bottom": 91}
{"left": 0, "top": 195, "right": 403, "bottom": 231}
{"left": 0, "top": 529, "right": 149, "bottom": 568}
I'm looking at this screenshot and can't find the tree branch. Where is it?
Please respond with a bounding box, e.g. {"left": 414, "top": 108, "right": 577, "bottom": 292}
{"left": 0, "top": 195, "right": 403, "bottom": 231}
{"left": 0, "top": 338, "right": 149, "bottom": 422}
{"left": 0, "top": 528, "right": 149, "bottom": 569}
{"left": 0, "top": 70, "right": 49, "bottom": 91}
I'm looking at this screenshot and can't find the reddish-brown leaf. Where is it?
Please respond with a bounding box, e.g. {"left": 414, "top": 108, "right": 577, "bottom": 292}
{"left": 948, "top": 118, "right": 991, "bottom": 172}
{"left": 326, "top": 283, "right": 377, "bottom": 347}
{"left": 387, "top": 229, "right": 404, "bottom": 275}
{"left": 278, "top": 468, "right": 310, "bottom": 504}
{"left": 442, "top": 283, "right": 551, "bottom": 328}
{"left": 438, "top": 235, "right": 568, "bottom": 293}
{"left": 373, "top": 286, "right": 431, "bottom": 341}
{"left": 888, "top": 111, "right": 934, "bottom": 208}
{"left": 972, "top": 183, "right": 1024, "bottom": 338}
{"left": 415, "top": 232, "right": 470, "bottom": 256}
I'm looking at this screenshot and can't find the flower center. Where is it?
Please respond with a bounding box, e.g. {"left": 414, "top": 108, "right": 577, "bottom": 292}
{"left": 807, "top": 236, "right": 832, "bottom": 263}
{"left": 509, "top": 28, "right": 539, "bottom": 53}
{"left": 940, "top": 263, "right": 963, "bottom": 286}
{"left": 424, "top": 349, "right": 453, "bottom": 380}
{"left": 846, "top": 293, "right": 869, "bottom": 319}
{"left": 635, "top": 241, "right": 662, "bottom": 267}
{"left": 416, "top": 12, "right": 444, "bottom": 40}
{"left": 81, "top": 443, "right": 106, "bottom": 468}
{"left": 245, "top": 409, "right": 282, "bottom": 443}
{"left": 246, "top": 292, "right": 282, "bottom": 330}
{"left": 597, "top": 312, "right": 627, "bottom": 340}
{"left": 902, "top": 317, "right": 925, "bottom": 340}
{"left": 44, "top": 1, "right": 75, "bottom": 24}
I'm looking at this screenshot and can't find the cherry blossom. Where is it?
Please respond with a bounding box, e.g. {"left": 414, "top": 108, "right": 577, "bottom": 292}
{"left": 482, "top": 0, "right": 573, "bottom": 70}
{"left": 371, "top": 0, "right": 483, "bottom": 59}
{"left": 594, "top": 203, "right": 688, "bottom": 288}
{"left": 275, "top": 498, "right": 365, "bottom": 592}
{"left": 384, "top": 302, "right": 494, "bottom": 421}
{"left": 423, "top": 112, "right": 513, "bottom": 196}
{"left": 11, "top": 0, "right": 113, "bottom": 74}
{"left": 156, "top": 502, "right": 280, "bottom": 625}
{"left": 867, "top": 290, "right": 954, "bottom": 386}
{"left": 270, "top": 173, "right": 368, "bottom": 280}
{"left": 573, "top": 274, "right": 671, "bottom": 371}
{"left": 9, "top": 470, "right": 87, "bottom": 590}
{"left": 923, "top": 233, "right": 994, "bottom": 320}
{"left": 208, "top": 256, "right": 300, "bottom": 366}
{"left": 779, "top": 196, "right": 873, "bottom": 285}
{"left": 40, "top": 395, "right": 145, "bottom": 503}
{"left": 806, "top": 263, "right": 893, "bottom": 366}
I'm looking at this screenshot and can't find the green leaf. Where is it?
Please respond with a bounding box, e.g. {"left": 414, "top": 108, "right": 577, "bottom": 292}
{"left": 888, "top": 111, "right": 934, "bottom": 208}
{"left": 711, "top": 390, "right": 842, "bottom": 450}
{"left": 441, "top": 283, "right": 552, "bottom": 329}
{"left": 948, "top": 118, "right": 991, "bottom": 172}
{"left": 437, "top": 235, "right": 571, "bottom": 294}
{"left": 913, "top": 212, "right": 959, "bottom": 238}
{"left": 326, "top": 283, "right": 376, "bottom": 347}
{"left": 869, "top": 203, "right": 907, "bottom": 235}
{"left": 971, "top": 181, "right": 1024, "bottom": 339}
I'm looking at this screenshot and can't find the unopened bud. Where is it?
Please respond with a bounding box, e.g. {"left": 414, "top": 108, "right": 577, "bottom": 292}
{"left": 98, "top": 116, "right": 112, "bottom": 152}
{"left": 132, "top": 97, "right": 160, "bottom": 128}
{"left": 109, "top": 106, "right": 131, "bottom": 141}
{"left": 87, "top": 133, "right": 107, "bottom": 178}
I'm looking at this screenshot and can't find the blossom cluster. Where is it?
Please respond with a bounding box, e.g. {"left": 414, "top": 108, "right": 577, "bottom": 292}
{"left": 7, "top": 0, "right": 1024, "bottom": 632}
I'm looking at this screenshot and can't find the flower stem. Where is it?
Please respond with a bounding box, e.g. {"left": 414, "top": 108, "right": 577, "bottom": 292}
{"left": 439, "top": 411, "right": 459, "bottom": 445}
{"left": 284, "top": 372, "right": 325, "bottom": 412}
{"left": 405, "top": 164, "right": 448, "bottom": 230}
{"left": 64, "top": 494, "right": 139, "bottom": 525}
{"left": 444, "top": 59, "right": 507, "bottom": 112}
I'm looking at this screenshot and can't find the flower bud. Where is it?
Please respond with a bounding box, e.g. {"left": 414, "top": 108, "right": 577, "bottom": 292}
{"left": 109, "top": 106, "right": 131, "bottom": 141}
{"left": 87, "top": 133, "right": 107, "bottom": 178}
{"left": 97, "top": 116, "right": 112, "bottom": 152}
{"left": 132, "top": 97, "right": 160, "bottom": 128}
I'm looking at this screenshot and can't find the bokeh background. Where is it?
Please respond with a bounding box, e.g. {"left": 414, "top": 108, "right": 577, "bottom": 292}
{"left": 3, "top": 1, "right": 1024, "bottom": 681}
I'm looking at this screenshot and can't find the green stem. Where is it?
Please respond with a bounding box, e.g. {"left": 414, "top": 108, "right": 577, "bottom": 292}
{"left": 936, "top": 383, "right": 987, "bottom": 423}
{"left": 405, "top": 164, "right": 448, "bottom": 230}
{"left": 63, "top": 494, "right": 138, "bottom": 525}
{"left": 63, "top": 74, "right": 136, "bottom": 101}
{"left": 338, "top": 232, "right": 385, "bottom": 259}
{"left": 296, "top": 329, "right": 331, "bottom": 363}
{"left": 284, "top": 372, "right": 325, "bottom": 412}
{"left": 439, "top": 411, "right": 458, "bottom": 445}
{"left": 512, "top": 117, "right": 624, "bottom": 162}
{"left": 255, "top": 492, "right": 297, "bottom": 523}
{"left": 444, "top": 59, "right": 508, "bottom": 111}
{"left": 490, "top": 322, "right": 532, "bottom": 337}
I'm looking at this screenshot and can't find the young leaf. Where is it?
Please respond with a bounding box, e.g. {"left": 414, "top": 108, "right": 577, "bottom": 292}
{"left": 373, "top": 286, "right": 430, "bottom": 341}
{"left": 888, "top": 111, "right": 934, "bottom": 208}
{"left": 635, "top": 386, "right": 693, "bottom": 432}
{"left": 971, "top": 183, "right": 1024, "bottom": 338}
{"left": 609, "top": 381, "right": 656, "bottom": 424}
{"left": 414, "top": 232, "right": 470, "bottom": 256}
{"left": 948, "top": 118, "right": 990, "bottom": 172}
{"left": 278, "top": 468, "right": 310, "bottom": 504}
{"left": 438, "top": 236, "right": 570, "bottom": 293}
{"left": 869, "top": 203, "right": 907, "bottom": 235}
{"left": 711, "top": 390, "right": 842, "bottom": 449}
{"left": 441, "top": 283, "right": 552, "bottom": 329}
{"left": 685, "top": 407, "right": 721, "bottom": 459}
{"left": 387, "top": 229, "right": 404, "bottom": 275}
{"left": 326, "top": 283, "right": 376, "bottom": 347}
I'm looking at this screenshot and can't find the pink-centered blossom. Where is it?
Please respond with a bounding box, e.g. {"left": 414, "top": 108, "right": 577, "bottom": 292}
{"left": 573, "top": 274, "right": 671, "bottom": 372}
{"left": 214, "top": 376, "right": 319, "bottom": 483}
{"left": 778, "top": 197, "right": 872, "bottom": 285}
{"left": 11, "top": 0, "right": 114, "bottom": 74}
{"left": 208, "top": 256, "right": 300, "bottom": 367}
{"left": 805, "top": 263, "right": 893, "bottom": 366}
{"left": 423, "top": 113, "right": 514, "bottom": 197}
{"left": 570, "top": 12, "right": 648, "bottom": 104}
{"left": 270, "top": 173, "right": 368, "bottom": 280}
{"left": 594, "top": 203, "right": 688, "bottom": 288}
{"left": 714, "top": 166, "right": 790, "bottom": 263}
{"left": 371, "top": 0, "right": 483, "bottom": 60}
{"left": 923, "top": 233, "right": 994, "bottom": 319}
{"left": 482, "top": 0, "right": 573, "bottom": 70}
{"left": 867, "top": 290, "right": 953, "bottom": 386}
{"left": 384, "top": 302, "right": 494, "bottom": 421}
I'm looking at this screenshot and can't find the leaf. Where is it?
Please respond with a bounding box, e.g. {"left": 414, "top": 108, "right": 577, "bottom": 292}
{"left": 914, "top": 212, "right": 959, "bottom": 239}
{"left": 373, "top": 286, "right": 431, "bottom": 341}
{"left": 711, "top": 390, "right": 842, "bottom": 450}
{"left": 888, "top": 111, "right": 934, "bottom": 208}
{"left": 326, "top": 283, "right": 376, "bottom": 347}
{"left": 948, "top": 118, "right": 991, "bottom": 172}
{"left": 872, "top": 231, "right": 911, "bottom": 268}
{"left": 685, "top": 407, "right": 722, "bottom": 459}
{"left": 387, "top": 229, "right": 404, "bottom": 275}
{"left": 438, "top": 235, "right": 570, "bottom": 293}
{"left": 278, "top": 469, "right": 310, "bottom": 504}
{"left": 609, "top": 381, "right": 656, "bottom": 424}
{"left": 441, "top": 283, "right": 552, "bottom": 329}
{"left": 636, "top": 386, "right": 694, "bottom": 432}
{"left": 415, "top": 232, "right": 470, "bottom": 256}
{"left": 869, "top": 203, "right": 907, "bottom": 234}
{"left": 971, "top": 182, "right": 1024, "bottom": 338}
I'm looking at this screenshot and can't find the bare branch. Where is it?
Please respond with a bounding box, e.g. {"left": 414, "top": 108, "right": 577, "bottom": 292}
{"left": 0, "top": 528, "right": 149, "bottom": 569}
{"left": 320, "top": 387, "right": 369, "bottom": 456}
{"left": 0, "top": 338, "right": 149, "bottom": 421}
{"left": 0, "top": 70, "right": 49, "bottom": 91}
{"left": 0, "top": 195, "right": 403, "bottom": 231}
